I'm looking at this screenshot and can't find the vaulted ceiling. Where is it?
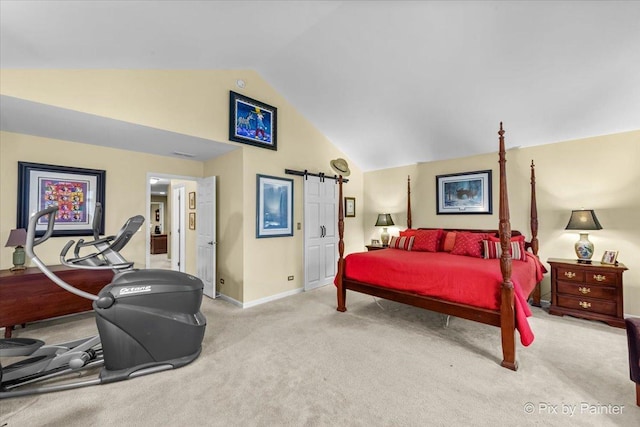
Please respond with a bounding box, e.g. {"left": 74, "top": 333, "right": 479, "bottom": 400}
{"left": 1, "top": 1, "right": 639, "bottom": 171}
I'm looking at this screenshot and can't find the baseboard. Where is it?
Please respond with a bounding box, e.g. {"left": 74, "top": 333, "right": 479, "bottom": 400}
{"left": 216, "top": 287, "right": 304, "bottom": 309}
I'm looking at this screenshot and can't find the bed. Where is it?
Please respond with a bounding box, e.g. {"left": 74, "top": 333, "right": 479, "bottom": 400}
{"left": 333, "top": 123, "right": 544, "bottom": 370}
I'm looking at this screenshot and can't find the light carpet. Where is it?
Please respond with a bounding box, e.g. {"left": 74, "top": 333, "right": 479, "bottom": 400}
{"left": 1, "top": 285, "right": 638, "bottom": 426}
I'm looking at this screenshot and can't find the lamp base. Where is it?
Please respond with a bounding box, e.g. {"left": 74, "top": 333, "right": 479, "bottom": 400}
{"left": 10, "top": 265, "right": 26, "bottom": 272}
{"left": 574, "top": 232, "right": 594, "bottom": 263}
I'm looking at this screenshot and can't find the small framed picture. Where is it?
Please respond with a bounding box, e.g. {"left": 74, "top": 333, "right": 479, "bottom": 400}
{"left": 601, "top": 250, "right": 618, "bottom": 265}
{"left": 344, "top": 197, "right": 356, "bottom": 217}
{"left": 189, "top": 192, "right": 196, "bottom": 210}
{"left": 189, "top": 212, "right": 196, "bottom": 230}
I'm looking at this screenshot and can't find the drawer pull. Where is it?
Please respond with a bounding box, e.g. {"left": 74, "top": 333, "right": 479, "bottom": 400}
{"left": 564, "top": 271, "right": 576, "bottom": 279}
{"left": 578, "top": 287, "right": 591, "bottom": 294}
{"left": 579, "top": 301, "right": 592, "bottom": 309}
{"left": 593, "top": 274, "right": 606, "bottom": 282}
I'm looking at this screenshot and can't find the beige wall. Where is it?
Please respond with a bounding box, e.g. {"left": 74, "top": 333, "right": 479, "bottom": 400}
{"left": 0, "top": 69, "right": 362, "bottom": 305}
{"left": 363, "top": 130, "right": 640, "bottom": 316}
{"left": 0, "top": 131, "right": 203, "bottom": 270}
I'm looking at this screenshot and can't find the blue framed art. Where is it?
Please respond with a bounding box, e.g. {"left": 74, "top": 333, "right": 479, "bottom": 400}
{"left": 229, "top": 91, "right": 277, "bottom": 150}
{"left": 436, "top": 169, "right": 492, "bottom": 215}
{"left": 256, "top": 174, "right": 293, "bottom": 238}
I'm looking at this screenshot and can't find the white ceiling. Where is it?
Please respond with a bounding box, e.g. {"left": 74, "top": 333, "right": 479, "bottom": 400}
{"left": 1, "top": 1, "right": 639, "bottom": 171}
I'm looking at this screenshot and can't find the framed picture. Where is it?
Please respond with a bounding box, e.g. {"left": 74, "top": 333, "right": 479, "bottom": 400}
{"left": 189, "top": 212, "right": 196, "bottom": 230}
{"left": 189, "top": 191, "right": 196, "bottom": 210}
{"left": 17, "top": 162, "right": 106, "bottom": 236}
{"left": 345, "top": 197, "right": 356, "bottom": 217}
{"left": 601, "top": 250, "right": 618, "bottom": 265}
{"left": 436, "top": 170, "right": 492, "bottom": 215}
{"left": 229, "top": 91, "right": 277, "bottom": 150}
{"left": 256, "top": 174, "right": 293, "bottom": 238}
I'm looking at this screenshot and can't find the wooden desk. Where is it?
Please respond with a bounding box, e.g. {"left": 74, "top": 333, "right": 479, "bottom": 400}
{"left": 0, "top": 265, "right": 113, "bottom": 338}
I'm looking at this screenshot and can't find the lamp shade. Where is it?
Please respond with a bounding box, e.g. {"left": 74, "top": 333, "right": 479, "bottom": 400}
{"left": 5, "top": 228, "right": 27, "bottom": 247}
{"left": 565, "top": 210, "right": 603, "bottom": 231}
{"left": 375, "top": 213, "right": 394, "bottom": 227}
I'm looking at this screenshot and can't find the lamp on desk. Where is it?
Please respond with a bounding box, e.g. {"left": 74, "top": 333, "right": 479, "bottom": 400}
{"left": 375, "top": 213, "right": 394, "bottom": 247}
{"left": 5, "top": 228, "right": 28, "bottom": 271}
{"left": 565, "top": 209, "right": 603, "bottom": 263}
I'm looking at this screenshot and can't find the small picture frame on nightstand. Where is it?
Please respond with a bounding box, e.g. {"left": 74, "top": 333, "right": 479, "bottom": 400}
{"left": 601, "top": 250, "right": 618, "bottom": 265}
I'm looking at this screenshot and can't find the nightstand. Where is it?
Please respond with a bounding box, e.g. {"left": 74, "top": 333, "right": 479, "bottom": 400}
{"left": 366, "top": 245, "right": 386, "bottom": 251}
{"left": 548, "top": 258, "right": 627, "bottom": 328}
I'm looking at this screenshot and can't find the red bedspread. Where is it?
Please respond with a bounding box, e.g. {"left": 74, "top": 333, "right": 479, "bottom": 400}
{"left": 342, "top": 249, "right": 545, "bottom": 346}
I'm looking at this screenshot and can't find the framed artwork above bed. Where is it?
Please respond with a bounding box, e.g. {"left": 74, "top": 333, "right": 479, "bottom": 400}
{"left": 436, "top": 169, "right": 492, "bottom": 215}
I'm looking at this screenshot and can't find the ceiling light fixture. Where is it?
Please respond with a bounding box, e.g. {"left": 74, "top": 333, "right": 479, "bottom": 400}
{"left": 149, "top": 177, "right": 159, "bottom": 184}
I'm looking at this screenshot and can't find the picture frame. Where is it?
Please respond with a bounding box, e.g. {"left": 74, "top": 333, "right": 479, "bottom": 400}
{"left": 601, "top": 250, "right": 618, "bottom": 265}
{"left": 17, "top": 162, "right": 106, "bottom": 237}
{"left": 229, "top": 91, "right": 277, "bottom": 150}
{"left": 345, "top": 197, "right": 356, "bottom": 217}
{"left": 436, "top": 169, "right": 492, "bottom": 215}
{"left": 189, "top": 191, "right": 196, "bottom": 210}
{"left": 256, "top": 174, "right": 293, "bottom": 238}
{"left": 189, "top": 212, "right": 196, "bottom": 230}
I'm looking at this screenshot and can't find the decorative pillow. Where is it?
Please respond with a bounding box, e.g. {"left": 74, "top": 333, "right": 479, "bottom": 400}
{"left": 399, "top": 228, "right": 417, "bottom": 237}
{"left": 483, "top": 235, "right": 527, "bottom": 261}
{"left": 412, "top": 229, "right": 443, "bottom": 252}
{"left": 450, "top": 232, "right": 487, "bottom": 258}
{"left": 441, "top": 231, "right": 457, "bottom": 252}
{"left": 389, "top": 235, "right": 415, "bottom": 251}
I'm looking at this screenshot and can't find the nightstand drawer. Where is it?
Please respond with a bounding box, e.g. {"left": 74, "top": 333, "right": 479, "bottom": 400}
{"left": 556, "top": 294, "right": 617, "bottom": 316}
{"left": 585, "top": 271, "right": 618, "bottom": 285}
{"left": 556, "top": 267, "right": 584, "bottom": 282}
{"left": 556, "top": 281, "right": 617, "bottom": 300}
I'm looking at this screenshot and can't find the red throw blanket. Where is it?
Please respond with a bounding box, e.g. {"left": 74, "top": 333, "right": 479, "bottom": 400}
{"left": 341, "top": 250, "right": 545, "bottom": 346}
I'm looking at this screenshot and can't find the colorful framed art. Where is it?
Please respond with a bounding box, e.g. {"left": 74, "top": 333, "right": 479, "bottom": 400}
{"left": 229, "top": 91, "right": 277, "bottom": 150}
{"left": 17, "top": 162, "right": 106, "bottom": 236}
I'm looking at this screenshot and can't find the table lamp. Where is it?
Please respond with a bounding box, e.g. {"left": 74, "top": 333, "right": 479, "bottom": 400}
{"left": 375, "top": 213, "right": 394, "bottom": 247}
{"left": 565, "top": 209, "right": 602, "bottom": 263}
{"left": 5, "top": 228, "right": 28, "bottom": 271}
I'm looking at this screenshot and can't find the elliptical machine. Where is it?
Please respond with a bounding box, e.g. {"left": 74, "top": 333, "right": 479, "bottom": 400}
{"left": 0, "top": 205, "right": 207, "bottom": 399}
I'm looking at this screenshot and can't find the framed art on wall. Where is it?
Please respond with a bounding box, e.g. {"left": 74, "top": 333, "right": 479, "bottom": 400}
{"left": 345, "top": 197, "right": 356, "bottom": 217}
{"left": 17, "top": 162, "right": 106, "bottom": 236}
{"left": 436, "top": 170, "right": 492, "bottom": 215}
{"left": 229, "top": 91, "right": 277, "bottom": 150}
{"left": 189, "top": 192, "right": 196, "bottom": 210}
{"left": 256, "top": 174, "right": 293, "bottom": 238}
{"left": 189, "top": 212, "right": 196, "bottom": 230}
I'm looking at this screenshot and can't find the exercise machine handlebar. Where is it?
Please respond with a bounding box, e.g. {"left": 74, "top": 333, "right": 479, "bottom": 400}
{"left": 25, "top": 206, "right": 100, "bottom": 301}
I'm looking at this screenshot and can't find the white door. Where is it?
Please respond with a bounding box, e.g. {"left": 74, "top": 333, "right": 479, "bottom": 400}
{"left": 171, "top": 185, "right": 186, "bottom": 272}
{"left": 304, "top": 176, "right": 338, "bottom": 291}
{"left": 197, "top": 176, "right": 216, "bottom": 299}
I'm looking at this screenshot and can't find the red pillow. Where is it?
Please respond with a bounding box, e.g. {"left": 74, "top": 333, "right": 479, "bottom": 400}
{"left": 399, "top": 228, "right": 417, "bottom": 237}
{"left": 389, "top": 235, "right": 414, "bottom": 251}
{"left": 484, "top": 235, "right": 527, "bottom": 261}
{"left": 450, "top": 232, "right": 487, "bottom": 258}
{"left": 412, "top": 229, "right": 443, "bottom": 252}
{"left": 441, "top": 231, "right": 457, "bottom": 252}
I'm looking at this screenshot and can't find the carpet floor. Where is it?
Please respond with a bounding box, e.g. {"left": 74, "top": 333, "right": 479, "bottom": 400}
{"left": 1, "top": 285, "right": 638, "bottom": 426}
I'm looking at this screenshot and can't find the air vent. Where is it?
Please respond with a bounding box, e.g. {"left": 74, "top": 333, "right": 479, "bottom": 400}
{"left": 172, "top": 151, "right": 196, "bottom": 158}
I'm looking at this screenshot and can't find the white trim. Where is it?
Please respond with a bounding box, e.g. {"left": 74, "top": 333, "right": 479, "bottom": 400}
{"left": 217, "top": 287, "right": 304, "bottom": 309}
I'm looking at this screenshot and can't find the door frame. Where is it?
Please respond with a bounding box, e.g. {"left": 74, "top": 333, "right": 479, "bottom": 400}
{"left": 146, "top": 172, "right": 200, "bottom": 270}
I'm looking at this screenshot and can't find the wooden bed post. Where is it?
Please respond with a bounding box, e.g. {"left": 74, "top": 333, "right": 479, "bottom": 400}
{"left": 336, "top": 175, "right": 347, "bottom": 312}
{"left": 530, "top": 160, "right": 541, "bottom": 306}
{"left": 498, "top": 122, "right": 517, "bottom": 371}
{"left": 407, "top": 175, "right": 412, "bottom": 229}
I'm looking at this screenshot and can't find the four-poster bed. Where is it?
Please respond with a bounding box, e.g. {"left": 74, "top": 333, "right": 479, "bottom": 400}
{"left": 332, "top": 123, "right": 544, "bottom": 370}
